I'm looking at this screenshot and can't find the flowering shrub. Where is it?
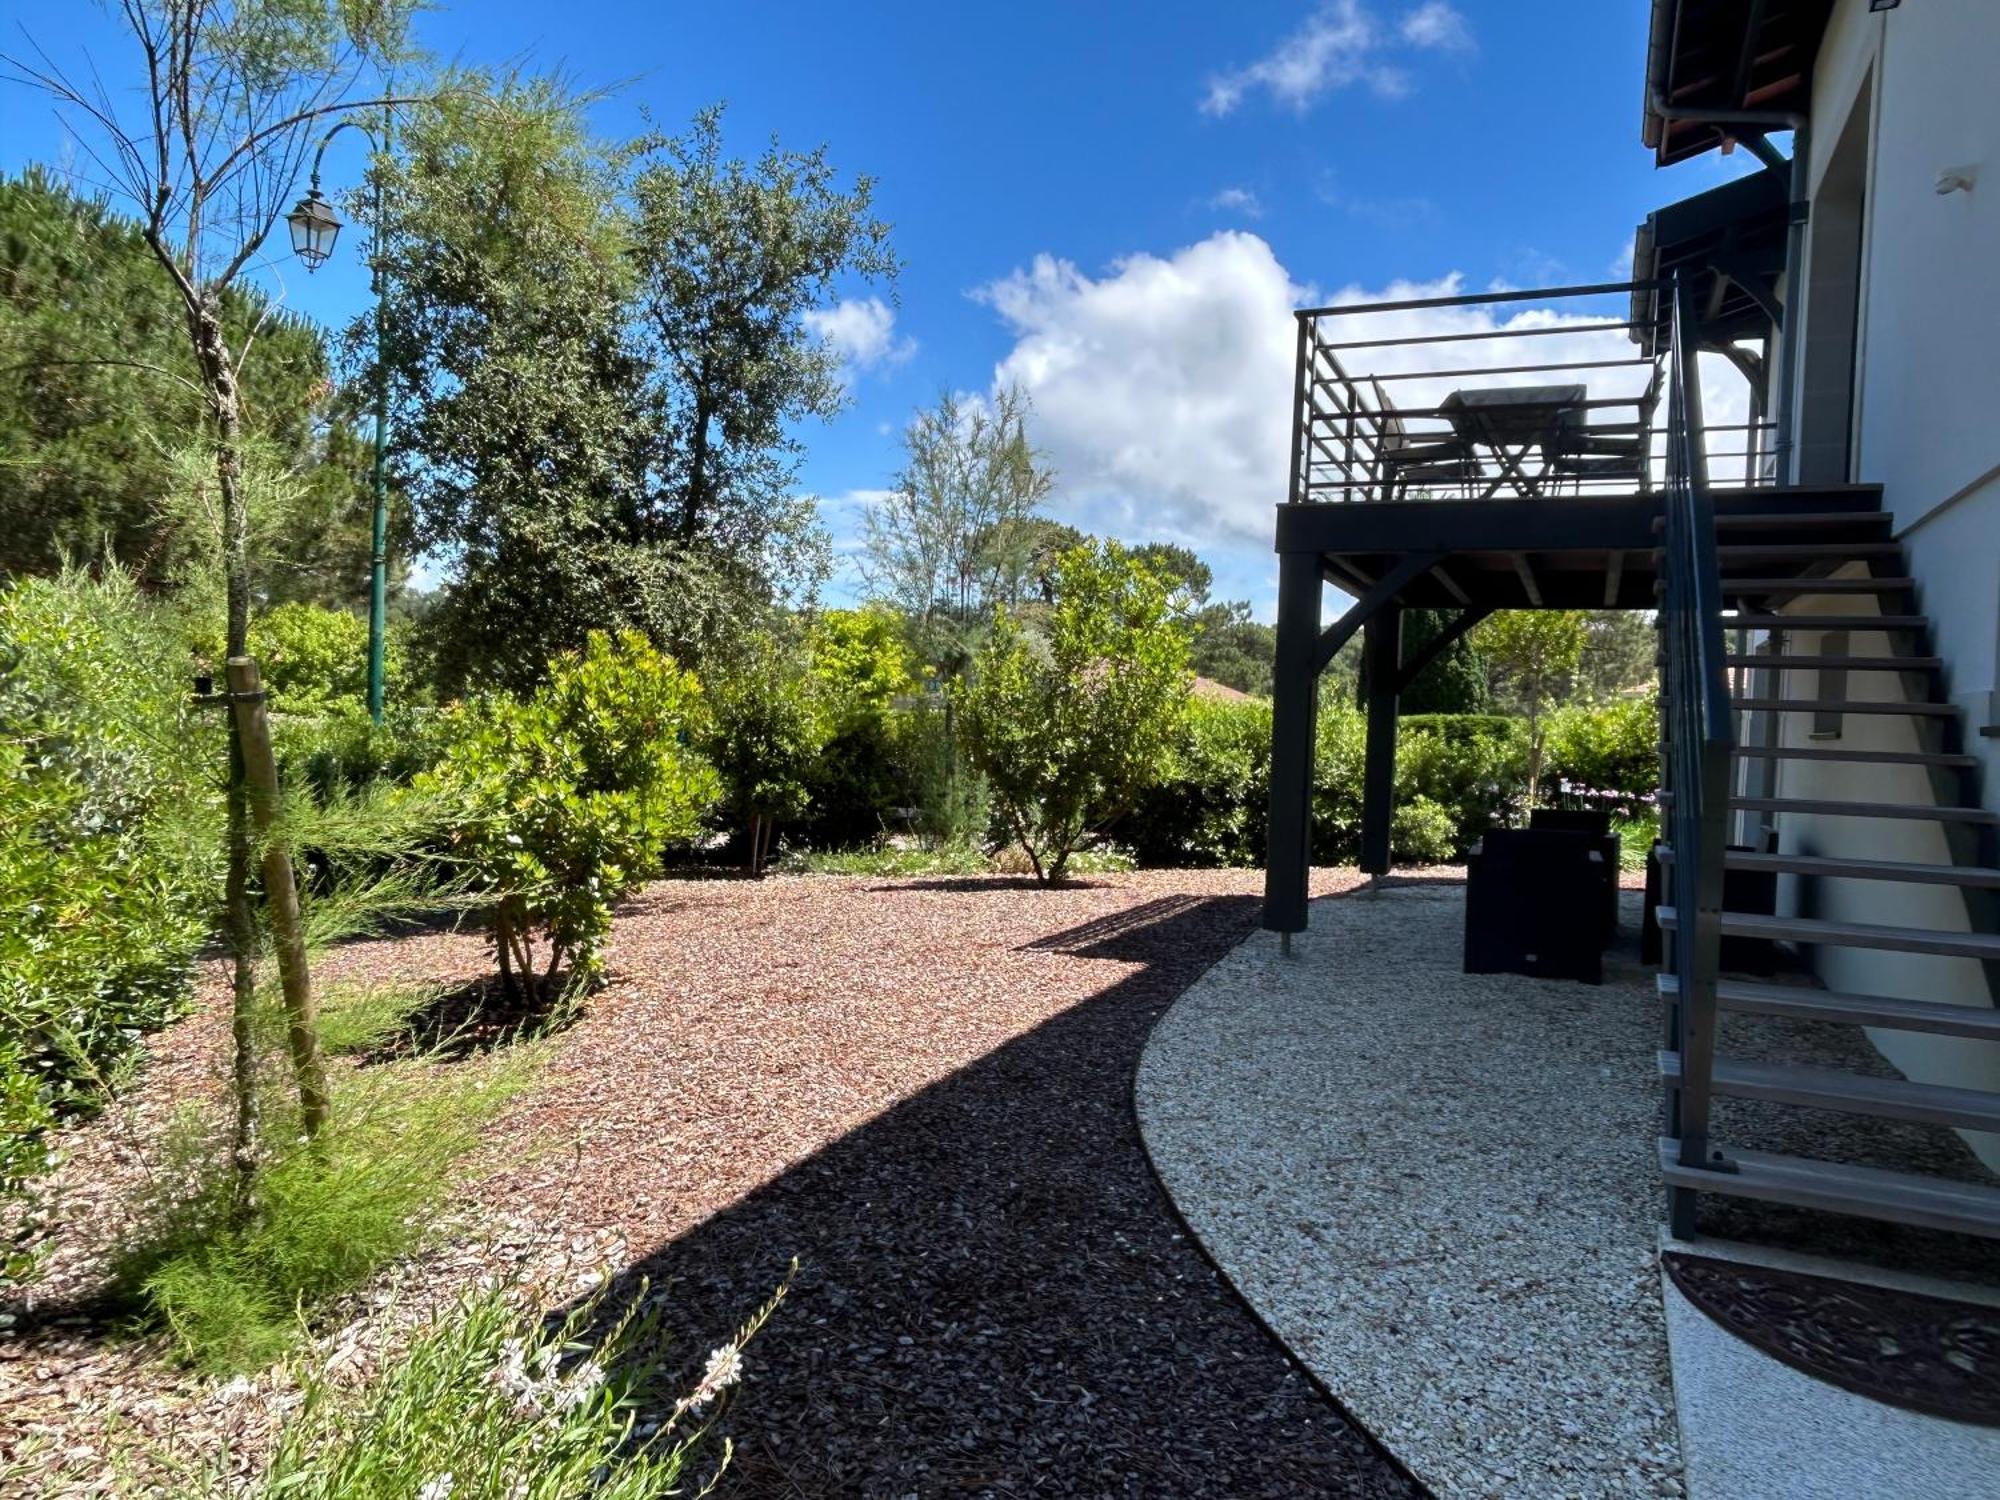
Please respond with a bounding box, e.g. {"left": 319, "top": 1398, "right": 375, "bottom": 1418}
{"left": 244, "top": 1272, "right": 789, "bottom": 1499}
{"left": 1542, "top": 694, "right": 1660, "bottom": 813}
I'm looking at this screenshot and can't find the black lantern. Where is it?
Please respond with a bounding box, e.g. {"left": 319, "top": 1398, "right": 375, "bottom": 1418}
{"left": 285, "top": 187, "right": 343, "bottom": 271}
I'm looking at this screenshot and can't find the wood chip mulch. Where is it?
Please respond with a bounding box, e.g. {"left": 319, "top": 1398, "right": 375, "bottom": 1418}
{"left": 5, "top": 869, "right": 1420, "bottom": 1498}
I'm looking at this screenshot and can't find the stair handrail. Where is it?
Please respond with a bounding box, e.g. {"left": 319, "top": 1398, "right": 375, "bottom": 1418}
{"left": 1660, "top": 270, "right": 1735, "bottom": 1219}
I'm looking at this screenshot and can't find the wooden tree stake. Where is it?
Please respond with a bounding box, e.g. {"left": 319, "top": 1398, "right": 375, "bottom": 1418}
{"left": 226, "top": 656, "right": 330, "bottom": 1136}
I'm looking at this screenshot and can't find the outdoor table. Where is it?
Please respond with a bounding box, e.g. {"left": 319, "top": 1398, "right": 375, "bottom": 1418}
{"left": 1439, "top": 383, "right": 1587, "bottom": 499}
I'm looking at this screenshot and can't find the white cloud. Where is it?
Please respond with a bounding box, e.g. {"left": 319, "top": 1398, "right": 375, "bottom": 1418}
{"left": 804, "top": 297, "right": 915, "bottom": 380}
{"left": 1202, "top": 0, "right": 1471, "bottom": 116}
{"left": 1400, "top": 1, "right": 1473, "bottom": 52}
{"left": 975, "top": 235, "right": 1764, "bottom": 560}
{"left": 1207, "top": 186, "right": 1264, "bottom": 218}
{"left": 979, "top": 232, "right": 1312, "bottom": 549}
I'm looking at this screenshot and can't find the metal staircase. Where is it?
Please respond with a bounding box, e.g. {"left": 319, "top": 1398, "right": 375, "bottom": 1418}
{"left": 1651, "top": 277, "right": 2000, "bottom": 1242}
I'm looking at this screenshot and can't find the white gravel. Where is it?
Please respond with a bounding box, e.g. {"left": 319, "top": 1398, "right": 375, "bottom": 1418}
{"left": 1136, "top": 879, "right": 1684, "bottom": 1499}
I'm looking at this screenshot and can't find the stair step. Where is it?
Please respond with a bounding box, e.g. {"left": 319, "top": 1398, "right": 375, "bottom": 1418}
{"left": 1725, "top": 614, "right": 1928, "bottom": 631}
{"left": 1656, "top": 845, "right": 2000, "bottom": 889}
{"left": 1724, "top": 655, "right": 1941, "bottom": 671}
{"left": 1659, "top": 1052, "right": 2000, "bottom": 1132}
{"left": 1657, "top": 511, "right": 1893, "bottom": 533}
{"left": 1658, "top": 793, "right": 1996, "bottom": 823}
{"left": 1729, "top": 795, "right": 1996, "bottom": 824}
{"left": 1728, "top": 696, "right": 1956, "bottom": 716}
{"left": 1657, "top": 905, "right": 2000, "bottom": 959}
{"left": 1731, "top": 744, "right": 1976, "bottom": 770}
{"left": 1658, "top": 973, "right": 2000, "bottom": 1039}
{"left": 1715, "top": 542, "right": 1904, "bottom": 563}
{"left": 1722, "top": 577, "right": 1916, "bottom": 595}
{"left": 1656, "top": 1138, "right": 2000, "bottom": 1239}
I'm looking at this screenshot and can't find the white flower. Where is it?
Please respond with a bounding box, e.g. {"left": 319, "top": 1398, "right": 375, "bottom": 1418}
{"left": 690, "top": 1343, "right": 743, "bottom": 1407}
{"left": 551, "top": 1359, "right": 605, "bottom": 1412}
{"left": 416, "top": 1475, "right": 455, "bottom": 1500}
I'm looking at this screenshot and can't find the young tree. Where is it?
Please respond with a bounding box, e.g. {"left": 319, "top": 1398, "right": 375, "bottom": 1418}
{"left": 703, "top": 628, "right": 831, "bottom": 875}
{"left": 7, "top": 1, "right": 421, "bottom": 1166}
{"left": 1473, "top": 609, "right": 1588, "bottom": 808}
{"left": 960, "top": 541, "right": 1192, "bottom": 884}
{"left": 861, "top": 386, "right": 1057, "bottom": 669}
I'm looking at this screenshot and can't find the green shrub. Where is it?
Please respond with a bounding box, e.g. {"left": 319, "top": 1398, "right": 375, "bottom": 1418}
{"left": 779, "top": 843, "right": 994, "bottom": 878}
{"left": 234, "top": 1274, "right": 788, "bottom": 1500}
{"left": 1543, "top": 693, "right": 1660, "bottom": 811}
{"left": 420, "top": 631, "right": 720, "bottom": 1002}
{"left": 275, "top": 706, "right": 448, "bottom": 801}
{"left": 182, "top": 602, "right": 424, "bottom": 717}
{"left": 960, "top": 542, "right": 1191, "bottom": 883}
{"left": 1126, "top": 696, "right": 1271, "bottom": 867}
{"left": 888, "top": 702, "right": 991, "bottom": 851}
{"left": 0, "top": 572, "right": 219, "bottom": 1227}
{"left": 1392, "top": 795, "right": 1458, "bottom": 865}
{"left": 702, "top": 629, "right": 830, "bottom": 872}
{"left": 1395, "top": 713, "right": 1529, "bottom": 853}
{"left": 1308, "top": 698, "right": 1368, "bottom": 863}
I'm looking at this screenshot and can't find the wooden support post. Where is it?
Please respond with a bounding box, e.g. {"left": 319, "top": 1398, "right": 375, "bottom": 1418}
{"left": 1360, "top": 606, "right": 1403, "bottom": 877}
{"left": 226, "top": 656, "right": 329, "bottom": 1137}
{"left": 1263, "top": 550, "right": 1323, "bottom": 933}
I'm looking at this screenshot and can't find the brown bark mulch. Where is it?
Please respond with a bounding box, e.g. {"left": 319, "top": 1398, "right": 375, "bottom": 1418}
{"left": 5, "top": 869, "right": 1420, "bottom": 1498}
{"left": 509, "top": 869, "right": 1416, "bottom": 1498}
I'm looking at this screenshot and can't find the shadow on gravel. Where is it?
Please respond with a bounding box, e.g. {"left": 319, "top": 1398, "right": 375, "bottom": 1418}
{"left": 592, "top": 890, "right": 1417, "bottom": 1499}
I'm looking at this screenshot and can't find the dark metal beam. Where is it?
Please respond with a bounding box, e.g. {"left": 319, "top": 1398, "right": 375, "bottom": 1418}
{"left": 1431, "top": 563, "right": 1472, "bottom": 606}
{"left": 1605, "top": 550, "right": 1627, "bottom": 608}
{"left": 1274, "top": 492, "right": 1665, "bottom": 555}
{"left": 1263, "top": 550, "right": 1323, "bottom": 935}
{"left": 1511, "top": 552, "right": 1544, "bottom": 607}
{"left": 1394, "top": 606, "right": 1493, "bottom": 693}
{"left": 1360, "top": 607, "right": 1403, "bottom": 877}
{"left": 1313, "top": 550, "right": 1443, "bottom": 673}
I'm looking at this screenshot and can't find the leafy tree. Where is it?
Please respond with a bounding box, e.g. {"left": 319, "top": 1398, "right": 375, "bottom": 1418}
{"left": 367, "top": 75, "right": 665, "bottom": 694}
{"left": 1473, "top": 610, "right": 1588, "bottom": 808}
{"left": 703, "top": 628, "right": 831, "bottom": 874}
{"left": 375, "top": 89, "right": 884, "bottom": 691}
{"left": 0, "top": 168, "right": 388, "bottom": 601}
{"left": 1129, "top": 542, "right": 1213, "bottom": 609}
{"left": 1188, "top": 601, "right": 1277, "bottom": 697}
{"left": 960, "top": 541, "right": 1191, "bottom": 883}
{"left": 861, "top": 386, "right": 1056, "bottom": 671}
{"left": 1577, "top": 609, "right": 1658, "bottom": 702}
{"left": 628, "top": 105, "right": 894, "bottom": 567}
{"left": 420, "top": 631, "right": 719, "bottom": 1003}
{"left": 1356, "top": 608, "right": 1489, "bottom": 715}
{"left": 1128, "top": 539, "right": 1275, "bottom": 697}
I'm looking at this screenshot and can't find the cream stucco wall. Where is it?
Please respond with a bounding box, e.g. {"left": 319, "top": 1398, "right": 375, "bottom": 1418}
{"left": 1771, "top": 0, "right": 2000, "bottom": 1167}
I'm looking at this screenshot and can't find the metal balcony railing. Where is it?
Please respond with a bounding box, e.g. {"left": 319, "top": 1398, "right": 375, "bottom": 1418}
{"left": 1286, "top": 279, "right": 1777, "bottom": 504}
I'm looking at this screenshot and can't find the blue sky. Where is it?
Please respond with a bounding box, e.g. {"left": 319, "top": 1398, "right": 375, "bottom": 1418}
{"left": 2, "top": 1, "right": 1756, "bottom": 615}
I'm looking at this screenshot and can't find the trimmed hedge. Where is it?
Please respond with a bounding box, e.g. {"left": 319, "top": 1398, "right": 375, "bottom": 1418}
{"left": 1119, "top": 698, "right": 1654, "bottom": 868}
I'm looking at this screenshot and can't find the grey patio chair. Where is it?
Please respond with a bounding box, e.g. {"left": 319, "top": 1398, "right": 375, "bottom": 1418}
{"left": 1550, "top": 366, "right": 1661, "bottom": 493}
{"left": 1369, "top": 379, "right": 1476, "bottom": 501}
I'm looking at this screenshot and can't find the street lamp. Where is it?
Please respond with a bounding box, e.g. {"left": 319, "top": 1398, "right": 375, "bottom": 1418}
{"left": 285, "top": 115, "right": 392, "bottom": 723}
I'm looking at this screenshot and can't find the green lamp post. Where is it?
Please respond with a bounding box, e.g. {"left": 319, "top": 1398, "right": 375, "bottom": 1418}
{"left": 286, "top": 115, "right": 392, "bottom": 722}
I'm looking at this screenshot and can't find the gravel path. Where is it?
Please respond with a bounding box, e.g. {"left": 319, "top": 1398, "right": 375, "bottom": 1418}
{"left": 1137, "top": 880, "right": 1682, "bottom": 1500}
{"left": 4, "top": 869, "right": 1416, "bottom": 1499}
